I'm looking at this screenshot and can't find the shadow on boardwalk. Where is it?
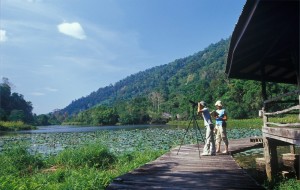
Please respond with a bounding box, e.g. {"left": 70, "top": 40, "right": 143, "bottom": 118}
{"left": 107, "top": 138, "right": 265, "bottom": 190}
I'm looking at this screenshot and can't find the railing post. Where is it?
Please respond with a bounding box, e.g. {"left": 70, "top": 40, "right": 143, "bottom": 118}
{"left": 263, "top": 137, "right": 278, "bottom": 182}
{"left": 262, "top": 107, "right": 268, "bottom": 127}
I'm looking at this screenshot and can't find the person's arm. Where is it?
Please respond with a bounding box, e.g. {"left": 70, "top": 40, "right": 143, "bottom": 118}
{"left": 210, "top": 110, "right": 219, "bottom": 119}
{"left": 222, "top": 112, "right": 227, "bottom": 121}
{"left": 197, "top": 102, "right": 203, "bottom": 114}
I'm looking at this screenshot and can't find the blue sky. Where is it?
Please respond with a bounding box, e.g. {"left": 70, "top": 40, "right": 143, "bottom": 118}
{"left": 0, "top": 0, "right": 245, "bottom": 114}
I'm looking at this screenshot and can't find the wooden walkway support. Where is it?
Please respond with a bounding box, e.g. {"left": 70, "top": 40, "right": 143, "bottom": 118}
{"left": 107, "top": 138, "right": 264, "bottom": 190}
{"left": 261, "top": 90, "right": 300, "bottom": 181}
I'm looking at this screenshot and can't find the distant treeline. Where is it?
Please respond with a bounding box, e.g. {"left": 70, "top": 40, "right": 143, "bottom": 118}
{"left": 0, "top": 78, "right": 60, "bottom": 127}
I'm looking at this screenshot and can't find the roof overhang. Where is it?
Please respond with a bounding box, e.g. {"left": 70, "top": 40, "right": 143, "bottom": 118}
{"left": 226, "top": 0, "right": 299, "bottom": 85}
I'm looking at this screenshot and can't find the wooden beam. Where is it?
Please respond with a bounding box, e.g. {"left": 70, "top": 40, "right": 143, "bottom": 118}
{"left": 265, "top": 122, "right": 300, "bottom": 127}
{"left": 264, "top": 105, "right": 300, "bottom": 116}
{"left": 263, "top": 137, "right": 278, "bottom": 181}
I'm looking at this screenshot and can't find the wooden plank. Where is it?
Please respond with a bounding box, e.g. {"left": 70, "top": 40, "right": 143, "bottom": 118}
{"left": 106, "top": 138, "right": 264, "bottom": 190}
{"left": 262, "top": 126, "right": 300, "bottom": 145}
{"left": 264, "top": 105, "right": 300, "bottom": 115}
{"left": 265, "top": 122, "right": 300, "bottom": 127}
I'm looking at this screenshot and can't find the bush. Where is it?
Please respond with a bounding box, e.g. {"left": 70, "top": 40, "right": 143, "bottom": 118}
{"left": 52, "top": 144, "right": 116, "bottom": 169}
{"left": 0, "top": 144, "right": 44, "bottom": 176}
{"left": 0, "top": 121, "right": 35, "bottom": 131}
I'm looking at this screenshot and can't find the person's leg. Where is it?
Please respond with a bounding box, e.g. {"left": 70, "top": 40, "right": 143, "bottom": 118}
{"left": 215, "top": 125, "right": 221, "bottom": 153}
{"left": 221, "top": 126, "right": 229, "bottom": 153}
{"left": 202, "top": 126, "right": 212, "bottom": 155}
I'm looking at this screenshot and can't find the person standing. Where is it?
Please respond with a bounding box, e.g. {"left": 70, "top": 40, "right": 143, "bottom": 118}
{"left": 213, "top": 100, "right": 229, "bottom": 154}
{"left": 197, "top": 101, "right": 216, "bottom": 156}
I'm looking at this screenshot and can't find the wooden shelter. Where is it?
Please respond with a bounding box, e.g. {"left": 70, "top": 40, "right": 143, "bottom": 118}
{"left": 226, "top": 0, "right": 300, "bottom": 181}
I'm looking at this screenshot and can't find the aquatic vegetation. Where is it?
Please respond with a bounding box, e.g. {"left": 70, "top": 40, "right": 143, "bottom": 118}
{"left": 1, "top": 127, "right": 298, "bottom": 189}
{"left": 0, "top": 128, "right": 262, "bottom": 156}
{"left": 0, "top": 121, "right": 35, "bottom": 131}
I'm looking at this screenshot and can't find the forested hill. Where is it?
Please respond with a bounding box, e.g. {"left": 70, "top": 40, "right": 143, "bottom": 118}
{"left": 61, "top": 38, "right": 229, "bottom": 115}
{"left": 59, "top": 37, "right": 296, "bottom": 121}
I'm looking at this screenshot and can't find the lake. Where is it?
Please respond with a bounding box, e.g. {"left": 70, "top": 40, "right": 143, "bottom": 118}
{"left": 0, "top": 124, "right": 184, "bottom": 136}
{"left": 0, "top": 125, "right": 262, "bottom": 156}
{"left": 0, "top": 124, "right": 190, "bottom": 155}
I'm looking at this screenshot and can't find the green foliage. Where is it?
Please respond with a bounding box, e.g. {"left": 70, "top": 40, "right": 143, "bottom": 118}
{"left": 52, "top": 144, "right": 116, "bottom": 170}
{"left": 0, "top": 128, "right": 296, "bottom": 189}
{"left": 274, "top": 178, "right": 300, "bottom": 190}
{"left": 168, "top": 118, "right": 263, "bottom": 129}
{"left": 0, "top": 144, "right": 44, "bottom": 177}
{"left": 69, "top": 105, "right": 118, "bottom": 125}
{"left": 0, "top": 77, "right": 34, "bottom": 124}
{"left": 116, "top": 97, "right": 151, "bottom": 125}
{"left": 8, "top": 109, "right": 26, "bottom": 121}
{"left": 54, "top": 37, "right": 297, "bottom": 125}
{"left": 0, "top": 121, "right": 35, "bottom": 131}
{"left": 0, "top": 139, "right": 163, "bottom": 190}
{"left": 34, "top": 114, "right": 50, "bottom": 126}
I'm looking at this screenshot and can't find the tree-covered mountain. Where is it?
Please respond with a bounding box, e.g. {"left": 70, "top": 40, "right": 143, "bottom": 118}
{"left": 0, "top": 78, "right": 34, "bottom": 123}
{"left": 62, "top": 38, "right": 230, "bottom": 114}
{"left": 56, "top": 37, "right": 296, "bottom": 125}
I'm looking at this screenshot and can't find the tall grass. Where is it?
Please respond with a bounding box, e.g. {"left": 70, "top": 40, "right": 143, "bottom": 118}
{"left": 1, "top": 142, "right": 297, "bottom": 190}
{"left": 0, "top": 121, "right": 35, "bottom": 131}
{"left": 0, "top": 143, "right": 165, "bottom": 190}
{"left": 168, "top": 118, "right": 263, "bottom": 129}
{"left": 168, "top": 116, "right": 298, "bottom": 129}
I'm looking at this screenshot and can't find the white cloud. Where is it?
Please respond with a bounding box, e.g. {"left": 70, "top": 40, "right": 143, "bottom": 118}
{"left": 44, "top": 87, "right": 58, "bottom": 92}
{"left": 57, "top": 22, "right": 86, "bottom": 40}
{"left": 31, "top": 92, "right": 45, "bottom": 96}
{"left": 0, "top": 29, "right": 8, "bottom": 42}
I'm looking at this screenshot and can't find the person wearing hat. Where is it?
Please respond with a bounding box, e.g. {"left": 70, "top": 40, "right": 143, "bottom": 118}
{"left": 213, "top": 100, "right": 229, "bottom": 154}
{"left": 197, "top": 101, "right": 216, "bottom": 156}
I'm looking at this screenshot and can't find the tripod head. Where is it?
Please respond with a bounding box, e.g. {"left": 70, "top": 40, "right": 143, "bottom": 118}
{"left": 189, "top": 100, "right": 198, "bottom": 108}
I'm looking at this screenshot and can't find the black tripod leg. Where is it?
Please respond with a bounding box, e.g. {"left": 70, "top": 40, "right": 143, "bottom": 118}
{"left": 177, "top": 118, "right": 193, "bottom": 155}
{"left": 193, "top": 118, "right": 201, "bottom": 158}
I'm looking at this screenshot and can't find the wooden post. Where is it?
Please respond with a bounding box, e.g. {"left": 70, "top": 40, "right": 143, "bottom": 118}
{"left": 263, "top": 137, "right": 278, "bottom": 181}
{"left": 290, "top": 145, "right": 295, "bottom": 154}
{"left": 262, "top": 108, "right": 268, "bottom": 127}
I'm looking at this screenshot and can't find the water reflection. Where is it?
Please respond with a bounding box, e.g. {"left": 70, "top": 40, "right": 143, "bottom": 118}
{"left": 2, "top": 124, "right": 185, "bottom": 135}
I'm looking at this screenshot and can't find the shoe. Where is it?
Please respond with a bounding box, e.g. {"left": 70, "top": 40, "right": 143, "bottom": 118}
{"left": 201, "top": 153, "right": 210, "bottom": 156}
{"left": 222, "top": 151, "right": 229, "bottom": 154}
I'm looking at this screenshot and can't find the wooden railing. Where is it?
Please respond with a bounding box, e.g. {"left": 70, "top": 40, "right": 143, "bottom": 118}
{"left": 260, "top": 89, "right": 300, "bottom": 182}
{"left": 260, "top": 90, "right": 300, "bottom": 128}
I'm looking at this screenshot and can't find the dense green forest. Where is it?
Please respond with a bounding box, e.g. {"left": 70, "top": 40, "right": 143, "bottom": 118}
{"left": 0, "top": 78, "right": 60, "bottom": 127}
{"left": 0, "top": 78, "right": 34, "bottom": 123}
{"left": 1, "top": 37, "right": 297, "bottom": 127}
{"left": 56, "top": 37, "right": 297, "bottom": 125}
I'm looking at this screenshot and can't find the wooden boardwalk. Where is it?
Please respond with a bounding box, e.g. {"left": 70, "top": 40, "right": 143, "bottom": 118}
{"left": 107, "top": 138, "right": 265, "bottom": 190}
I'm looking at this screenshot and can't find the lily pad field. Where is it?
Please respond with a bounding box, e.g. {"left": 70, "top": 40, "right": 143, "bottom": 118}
{"left": 0, "top": 127, "right": 262, "bottom": 156}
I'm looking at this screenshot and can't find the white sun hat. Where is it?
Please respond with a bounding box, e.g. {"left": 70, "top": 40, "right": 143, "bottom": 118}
{"left": 215, "top": 100, "right": 222, "bottom": 107}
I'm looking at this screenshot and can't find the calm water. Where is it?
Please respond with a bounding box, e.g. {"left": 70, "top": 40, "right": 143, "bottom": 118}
{"left": 0, "top": 124, "right": 184, "bottom": 136}
{"left": 0, "top": 124, "right": 187, "bottom": 155}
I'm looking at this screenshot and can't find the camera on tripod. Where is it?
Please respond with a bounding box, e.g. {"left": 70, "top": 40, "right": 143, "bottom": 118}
{"left": 189, "top": 100, "right": 198, "bottom": 107}
{"left": 177, "top": 99, "right": 204, "bottom": 157}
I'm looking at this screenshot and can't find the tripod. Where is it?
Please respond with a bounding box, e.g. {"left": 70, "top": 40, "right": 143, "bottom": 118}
{"left": 176, "top": 102, "right": 205, "bottom": 157}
